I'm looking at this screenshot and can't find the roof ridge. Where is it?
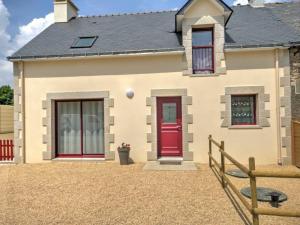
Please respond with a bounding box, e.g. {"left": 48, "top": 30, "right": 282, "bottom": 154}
{"left": 78, "top": 10, "right": 178, "bottom": 19}
{"left": 265, "top": 1, "right": 299, "bottom": 5}
{"left": 232, "top": 1, "right": 298, "bottom": 7}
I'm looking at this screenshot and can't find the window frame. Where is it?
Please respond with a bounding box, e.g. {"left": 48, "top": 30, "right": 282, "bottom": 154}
{"left": 55, "top": 99, "right": 105, "bottom": 158}
{"left": 71, "top": 36, "right": 98, "bottom": 49}
{"left": 192, "top": 28, "right": 215, "bottom": 74}
{"left": 231, "top": 94, "right": 257, "bottom": 126}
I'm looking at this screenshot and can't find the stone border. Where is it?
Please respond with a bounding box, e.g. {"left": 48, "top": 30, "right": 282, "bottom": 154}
{"left": 182, "top": 16, "right": 226, "bottom": 76}
{"left": 221, "top": 86, "right": 270, "bottom": 128}
{"left": 280, "top": 49, "right": 292, "bottom": 165}
{"left": 13, "top": 62, "right": 23, "bottom": 164}
{"left": 42, "top": 91, "right": 115, "bottom": 160}
{"left": 146, "top": 89, "right": 193, "bottom": 161}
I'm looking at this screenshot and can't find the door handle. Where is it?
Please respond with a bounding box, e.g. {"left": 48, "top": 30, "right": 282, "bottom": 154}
{"left": 177, "top": 126, "right": 182, "bottom": 131}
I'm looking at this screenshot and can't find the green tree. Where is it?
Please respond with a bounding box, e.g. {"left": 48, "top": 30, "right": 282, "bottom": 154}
{"left": 0, "top": 85, "right": 13, "bottom": 105}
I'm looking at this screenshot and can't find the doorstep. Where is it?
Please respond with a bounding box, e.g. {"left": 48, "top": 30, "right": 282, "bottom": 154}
{"left": 158, "top": 157, "right": 183, "bottom": 165}
{"left": 143, "top": 161, "right": 197, "bottom": 171}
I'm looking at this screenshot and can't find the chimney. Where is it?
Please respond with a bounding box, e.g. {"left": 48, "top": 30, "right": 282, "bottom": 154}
{"left": 248, "top": 0, "right": 264, "bottom": 8}
{"left": 54, "top": 0, "right": 78, "bottom": 23}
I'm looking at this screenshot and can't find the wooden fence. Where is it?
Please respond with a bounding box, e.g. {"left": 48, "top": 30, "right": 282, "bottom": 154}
{"left": 0, "top": 105, "right": 13, "bottom": 134}
{"left": 208, "top": 135, "right": 300, "bottom": 225}
{"left": 292, "top": 120, "right": 300, "bottom": 167}
{"left": 0, "top": 140, "right": 14, "bottom": 161}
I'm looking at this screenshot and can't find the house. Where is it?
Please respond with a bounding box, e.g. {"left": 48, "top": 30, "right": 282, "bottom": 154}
{"left": 8, "top": 0, "right": 300, "bottom": 165}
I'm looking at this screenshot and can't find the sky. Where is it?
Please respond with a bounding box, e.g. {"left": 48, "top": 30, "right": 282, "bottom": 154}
{"left": 0, "top": 0, "right": 289, "bottom": 86}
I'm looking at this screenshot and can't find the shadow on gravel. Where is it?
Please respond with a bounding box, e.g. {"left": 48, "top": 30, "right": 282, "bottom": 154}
{"left": 211, "top": 165, "right": 252, "bottom": 225}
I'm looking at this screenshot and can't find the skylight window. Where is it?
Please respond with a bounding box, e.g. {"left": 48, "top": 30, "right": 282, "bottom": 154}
{"left": 71, "top": 36, "right": 98, "bottom": 48}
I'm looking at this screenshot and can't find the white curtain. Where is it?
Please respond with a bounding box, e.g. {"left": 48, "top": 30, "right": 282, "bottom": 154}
{"left": 57, "top": 102, "right": 81, "bottom": 155}
{"left": 82, "top": 101, "right": 104, "bottom": 154}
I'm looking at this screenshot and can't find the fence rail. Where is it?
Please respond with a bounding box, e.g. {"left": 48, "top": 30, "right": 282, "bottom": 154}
{"left": 0, "top": 140, "right": 14, "bottom": 161}
{"left": 208, "top": 135, "right": 300, "bottom": 225}
{"left": 292, "top": 120, "right": 300, "bottom": 167}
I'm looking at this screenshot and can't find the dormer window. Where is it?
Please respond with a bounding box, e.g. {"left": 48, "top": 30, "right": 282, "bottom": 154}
{"left": 71, "top": 36, "right": 98, "bottom": 48}
{"left": 192, "top": 28, "right": 214, "bottom": 74}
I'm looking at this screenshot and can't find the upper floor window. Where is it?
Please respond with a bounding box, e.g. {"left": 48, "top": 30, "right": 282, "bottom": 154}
{"left": 192, "top": 28, "right": 214, "bottom": 74}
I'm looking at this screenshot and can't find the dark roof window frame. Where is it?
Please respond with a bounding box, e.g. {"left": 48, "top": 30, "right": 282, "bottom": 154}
{"left": 71, "top": 36, "right": 98, "bottom": 49}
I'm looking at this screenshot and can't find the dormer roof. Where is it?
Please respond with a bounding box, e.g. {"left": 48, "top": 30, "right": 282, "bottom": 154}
{"left": 175, "top": 0, "right": 233, "bottom": 31}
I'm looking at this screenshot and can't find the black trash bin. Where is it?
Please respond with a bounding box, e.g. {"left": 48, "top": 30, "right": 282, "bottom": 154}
{"left": 118, "top": 144, "right": 131, "bottom": 165}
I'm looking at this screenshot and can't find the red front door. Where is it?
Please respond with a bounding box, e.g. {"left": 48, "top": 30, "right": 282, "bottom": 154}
{"left": 157, "top": 97, "right": 182, "bottom": 157}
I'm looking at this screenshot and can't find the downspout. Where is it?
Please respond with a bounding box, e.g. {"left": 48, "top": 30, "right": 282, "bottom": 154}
{"left": 20, "top": 61, "right": 26, "bottom": 164}
{"left": 275, "top": 49, "right": 282, "bottom": 165}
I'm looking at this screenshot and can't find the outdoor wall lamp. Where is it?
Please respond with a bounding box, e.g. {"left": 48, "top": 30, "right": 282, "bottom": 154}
{"left": 126, "top": 88, "right": 134, "bottom": 99}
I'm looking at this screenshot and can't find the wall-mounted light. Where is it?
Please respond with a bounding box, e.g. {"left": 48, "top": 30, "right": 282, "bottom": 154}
{"left": 126, "top": 88, "right": 134, "bottom": 99}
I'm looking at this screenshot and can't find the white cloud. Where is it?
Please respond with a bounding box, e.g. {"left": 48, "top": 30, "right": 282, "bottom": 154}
{"left": 0, "top": 0, "right": 10, "bottom": 56}
{"left": 233, "top": 0, "right": 290, "bottom": 6}
{"left": 0, "top": 0, "right": 12, "bottom": 85}
{"left": 11, "top": 13, "right": 54, "bottom": 56}
{"left": 233, "top": 0, "right": 249, "bottom": 5}
{"left": 0, "top": 0, "right": 53, "bottom": 86}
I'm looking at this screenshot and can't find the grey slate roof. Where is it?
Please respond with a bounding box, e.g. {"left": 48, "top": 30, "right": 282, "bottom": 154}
{"left": 267, "top": 2, "right": 300, "bottom": 33}
{"left": 8, "top": 2, "right": 300, "bottom": 60}
{"left": 9, "top": 11, "right": 183, "bottom": 60}
{"left": 225, "top": 2, "right": 300, "bottom": 48}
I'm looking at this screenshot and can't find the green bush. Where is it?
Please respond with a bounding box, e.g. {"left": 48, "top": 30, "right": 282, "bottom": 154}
{"left": 0, "top": 85, "right": 13, "bottom": 105}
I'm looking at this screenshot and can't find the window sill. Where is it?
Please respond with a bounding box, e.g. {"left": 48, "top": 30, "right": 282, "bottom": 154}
{"left": 191, "top": 73, "right": 219, "bottom": 77}
{"left": 53, "top": 158, "right": 105, "bottom": 162}
{"left": 228, "top": 125, "right": 262, "bottom": 129}
{"left": 183, "top": 72, "right": 225, "bottom": 77}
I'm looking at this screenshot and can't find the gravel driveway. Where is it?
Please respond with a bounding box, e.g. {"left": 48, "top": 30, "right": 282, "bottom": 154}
{"left": 0, "top": 163, "right": 299, "bottom": 225}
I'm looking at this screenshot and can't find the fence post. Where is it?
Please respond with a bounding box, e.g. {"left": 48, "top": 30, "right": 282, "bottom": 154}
{"left": 220, "top": 141, "right": 226, "bottom": 188}
{"left": 291, "top": 121, "right": 295, "bottom": 166}
{"left": 209, "top": 135, "right": 212, "bottom": 167}
{"left": 10, "top": 140, "right": 14, "bottom": 161}
{"left": 249, "top": 157, "right": 259, "bottom": 225}
{"left": 5, "top": 140, "right": 8, "bottom": 161}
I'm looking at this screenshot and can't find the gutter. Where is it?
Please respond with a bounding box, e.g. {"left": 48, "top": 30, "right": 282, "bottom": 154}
{"left": 8, "top": 48, "right": 185, "bottom": 62}
{"left": 225, "top": 46, "right": 289, "bottom": 52}
{"left": 225, "top": 42, "right": 300, "bottom": 52}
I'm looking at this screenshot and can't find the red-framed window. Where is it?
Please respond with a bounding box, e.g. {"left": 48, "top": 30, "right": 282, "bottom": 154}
{"left": 192, "top": 28, "right": 214, "bottom": 74}
{"left": 231, "top": 95, "right": 257, "bottom": 125}
{"left": 55, "top": 99, "right": 105, "bottom": 158}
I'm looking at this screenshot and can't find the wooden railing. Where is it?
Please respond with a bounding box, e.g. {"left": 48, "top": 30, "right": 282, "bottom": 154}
{"left": 208, "top": 135, "right": 300, "bottom": 225}
{"left": 0, "top": 140, "right": 14, "bottom": 161}
{"left": 292, "top": 120, "right": 300, "bottom": 167}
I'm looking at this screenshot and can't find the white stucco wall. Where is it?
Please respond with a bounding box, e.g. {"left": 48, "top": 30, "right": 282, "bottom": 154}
{"left": 16, "top": 50, "right": 284, "bottom": 164}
